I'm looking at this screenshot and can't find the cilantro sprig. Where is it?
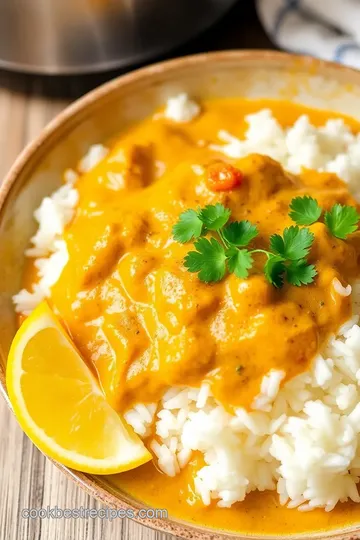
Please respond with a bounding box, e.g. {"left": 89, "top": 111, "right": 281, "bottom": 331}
{"left": 222, "top": 220, "right": 258, "bottom": 247}
{"left": 184, "top": 237, "right": 227, "bottom": 282}
{"left": 289, "top": 195, "right": 360, "bottom": 239}
{"left": 324, "top": 204, "right": 360, "bottom": 239}
{"left": 176, "top": 204, "right": 258, "bottom": 282}
{"left": 286, "top": 259, "right": 317, "bottom": 287}
{"left": 172, "top": 209, "right": 204, "bottom": 243}
{"left": 264, "top": 255, "right": 286, "bottom": 288}
{"left": 173, "top": 194, "right": 359, "bottom": 287}
{"left": 270, "top": 226, "right": 314, "bottom": 261}
{"left": 289, "top": 196, "right": 322, "bottom": 226}
{"left": 173, "top": 204, "right": 316, "bottom": 287}
{"left": 226, "top": 247, "right": 253, "bottom": 278}
{"left": 253, "top": 226, "right": 316, "bottom": 287}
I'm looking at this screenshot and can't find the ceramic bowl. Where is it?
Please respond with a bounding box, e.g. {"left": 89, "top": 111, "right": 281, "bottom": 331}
{"left": 1, "top": 51, "right": 360, "bottom": 540}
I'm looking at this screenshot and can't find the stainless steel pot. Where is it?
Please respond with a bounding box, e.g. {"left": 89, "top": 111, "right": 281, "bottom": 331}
{"left": 0, "top": 0, "right": 237, "bottom": 74}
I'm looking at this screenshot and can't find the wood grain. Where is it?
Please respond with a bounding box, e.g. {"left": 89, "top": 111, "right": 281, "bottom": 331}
{"left": 0, "top": 78, "right": 172, "bottom": 540}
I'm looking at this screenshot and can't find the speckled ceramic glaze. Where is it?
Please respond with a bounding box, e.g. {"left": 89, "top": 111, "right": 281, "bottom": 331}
{"left": 2, "top": 51, "right": 360, "bottom": 539}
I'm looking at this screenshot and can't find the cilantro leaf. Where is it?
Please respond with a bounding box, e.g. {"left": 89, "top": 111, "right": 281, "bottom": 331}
{"left": 226, "top": 247, "right": 253, "bottom": 278}
{"left": 270, "top": 226, "right": 314, "bottom": 261}
{"left": 222, "top": 220, "right": 259, "bottom": 247}
{"left": 184, "top": 237, "right": 226, "bottom": 282}
{"left": 324, "top": 203, "right": 360, "bottom": 239}
{"left": 264, "top": 255, "right": 286, "bottom": 288}
{"left": 199, "top": 203, "right": 231, "bottom": 231}
{"left": 289, "top": 195, "right": 322, "bottom": 225}
{"left": 172, "top": 209, "right": 203, "bottom": 243}
{"left": 269, "top": 233, "right": 284, "bottom": 257}
{"left": 286, "top": 259, "right": 317, "bottom": 286}
{"left": 175, "top": 204, "right": 317, "bottom": 288}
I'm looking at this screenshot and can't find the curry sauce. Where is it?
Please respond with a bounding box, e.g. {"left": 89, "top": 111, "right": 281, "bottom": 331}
{"left": 29, "top": 99, "right": 360, "bottom": 534}
{"left": 50, "top": 100, "right": 359, "bottom": 412}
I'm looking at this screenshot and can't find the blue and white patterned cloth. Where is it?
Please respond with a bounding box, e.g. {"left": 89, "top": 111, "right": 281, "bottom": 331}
{"left": 256, "top": 0, "right": 360, "bottom": 69}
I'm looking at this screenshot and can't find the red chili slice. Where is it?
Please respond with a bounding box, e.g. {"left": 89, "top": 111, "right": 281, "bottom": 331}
{"left": 206, "top": 162, "right": 243, "bottom": 192}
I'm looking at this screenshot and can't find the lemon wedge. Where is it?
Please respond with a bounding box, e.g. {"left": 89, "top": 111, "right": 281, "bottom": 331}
{"left": 6, "top": 301, "right": 152, "bottom": 474}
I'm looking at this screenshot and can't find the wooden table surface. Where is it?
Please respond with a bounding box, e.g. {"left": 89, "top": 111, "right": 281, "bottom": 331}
{"left": 0, "top": 3, "right": 273, "bottom": 539}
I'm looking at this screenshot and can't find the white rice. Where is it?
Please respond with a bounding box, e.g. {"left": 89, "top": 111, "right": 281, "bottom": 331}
{"left": 333, "top": 277, "right": 352, "bottom": 297}
{"left": 211, "top": 109, "right": 360, "bottom": 199}
{"left": 25, "top": 183, "right": 79, "bottom": 258}
{"left": 13, "top": 144, "right": 108, "bottom": 314}
{"left": 123, "top": 403, "right": 157, "bottom": 438}
{"left": 12, "top": 240, "right": 69, "bottom": 316}
{"left": 78, "top": 144, "right": 108, "bottom": 174}
{"left": 12, "top": 98, "right": 360, "bottom": 512}
{"left": 12, "top": 283, "right": 48, "bottom": 317}
{"left": 163, "top": 93, "right": 200, "bottom": 123}
{"left": 126, "top": 298, "right": 360, "bottom": 511}
{"left": 63, "top": 168, "right": 79, "bottom": 184}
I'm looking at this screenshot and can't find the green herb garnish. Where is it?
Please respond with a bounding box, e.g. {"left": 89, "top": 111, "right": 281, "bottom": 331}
{"left": 289, "top": 196, "right": 322, "bottom": 226}
{"left": 199, "top": 203, "right": 231, "bottom": 230}
{"left": 286, "top": 258, "right": 317, "bottom": 286}
{"left": 289, "top": 195, "right": 360, "bottom": 240}
{"left": 270, "top": 226, "right": 314, "bottom": 261}
{"left": 184, "top": 237, "right": 226, "bottom": 283}
{"left": 226, "top": 247, "right": 254, "bottom": 279}
{"left": 172, "top": 209, "right": 204, "bottom": 243}
{"left": 324, "top": 204, "right": 360, "bottom": 239}
{"left": 173, "top": 204, "right": 316, "bottom": 287}
{"left": 264, "top": 254, "right": 286, "bottom": 288}
{"left": 222, "top": 220, "right": 258, "bottom": 247}
{"left": 181, "top": 205, "right": 257, "bottom": 282}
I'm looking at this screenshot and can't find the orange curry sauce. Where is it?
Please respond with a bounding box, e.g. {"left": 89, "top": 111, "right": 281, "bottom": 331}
{"left": 26, "top": 99, "right": 360, "bottom": 535}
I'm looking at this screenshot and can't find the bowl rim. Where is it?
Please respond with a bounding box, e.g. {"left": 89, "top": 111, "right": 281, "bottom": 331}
{"left": 2, "top": 49, "right": 360, "bottom": 540}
